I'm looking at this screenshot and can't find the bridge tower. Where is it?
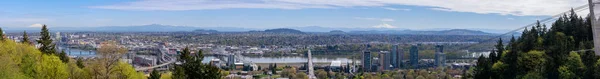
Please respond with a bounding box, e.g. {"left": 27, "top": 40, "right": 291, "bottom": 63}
{"left": 307, "top": 49, "right": 316, "bottom": 79}
{"left": 588, "top": 0, "right": 600, "bottom": 55}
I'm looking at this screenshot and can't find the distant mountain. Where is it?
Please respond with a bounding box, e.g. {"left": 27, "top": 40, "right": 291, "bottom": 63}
{"left": 290, "top": 26, "right": 408, "bottom": 32}
{"left": 349, "top": 29, "right": 494, "bottom": 35}
{"left": 1, "top": 24, "right": 502, "bottom": 35}
{"left": 262, "top": 28, "right": 304, "bottom": 34}
{"left": 36, "top": 24, "right": 255, "bottom": 32}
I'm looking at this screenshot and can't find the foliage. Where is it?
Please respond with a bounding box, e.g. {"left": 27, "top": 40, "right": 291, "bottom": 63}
{"left": 37, "top": 25, "right": 56, "bottom": 55}
{"left": 470, "top": 9, "right": 600, "bottom": 79}
{"left": 171, "top": 47, "right": 222, "bottom": 79}
{"left": 0, "top": 27, "right": 4, "bottom": 40}
{"left": 21, "top": 31, "right": 30, "bottom": 44}
{"left": 149, "top": 69, "right": 161, "bottom": 79}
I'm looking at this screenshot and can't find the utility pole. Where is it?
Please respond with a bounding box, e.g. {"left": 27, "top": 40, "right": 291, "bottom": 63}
{"left": 588, "top": 0, "right": 600, "bottom": 55}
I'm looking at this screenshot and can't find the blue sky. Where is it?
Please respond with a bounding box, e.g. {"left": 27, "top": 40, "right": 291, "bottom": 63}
{"left": 0, "top": 0, "right": 589, "bottom": 30}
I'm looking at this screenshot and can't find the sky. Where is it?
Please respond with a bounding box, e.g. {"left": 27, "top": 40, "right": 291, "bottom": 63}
{"left": 0, "top": 0, "right": 591, "bottom": 30}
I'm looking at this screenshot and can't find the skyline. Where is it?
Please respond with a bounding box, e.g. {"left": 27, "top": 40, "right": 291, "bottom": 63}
{"left": 0, "top": 0, "right": 590, "bottom": 30}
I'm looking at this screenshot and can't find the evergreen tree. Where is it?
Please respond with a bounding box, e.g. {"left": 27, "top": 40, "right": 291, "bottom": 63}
{"left": 172, "top": 47, "right": 222, "bottom": 79}
{"left": 495, "top": 38, "right": 504, "bottom": 60}
{"left": 76, "top": 58, "right": 85, "bottom": 68}
{"left": 58, "top": 50, "right": 69, "bottom": 63}
{"left": 21, "top": 31, "right": 30, "bottom": 44}
{"left": 0, "top": 27, "right": 4, "bottom": 40}
{"left": 149, "top": 69, "right": 161, "bottom": 79}
{"left": 272, "top": 63, "right": 278, "bottom": 74}
{"left": 37, "top": 25, "right": 56, "bottom": 55}
{"left": 474, "top": 55, "right": 490, "bottom": 79}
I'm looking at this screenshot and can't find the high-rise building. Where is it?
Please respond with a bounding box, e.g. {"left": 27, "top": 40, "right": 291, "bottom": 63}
{"left": 435, "top": 45, "right": 445, "bottom": 67}
{"left": 410, "top": 45, "right": 419, "bottom": 68}
{"left": 380, "top": 51, "right": 392, "bottom": 71}
{"left": 362, "top": 51, "right": 371, "bottom": 72}
{"left": 390, "top": 45, "right": 398, "bottom": 68}
{"left": 390, "top": 44, "right": 403, "bottom": 69}
{"left": 228, "top": 54, "right": 235, "bottom": 68}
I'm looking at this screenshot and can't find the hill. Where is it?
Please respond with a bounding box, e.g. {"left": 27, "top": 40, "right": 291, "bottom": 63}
{"left": 263, "top": 28, "right": 304, "bottom": 34}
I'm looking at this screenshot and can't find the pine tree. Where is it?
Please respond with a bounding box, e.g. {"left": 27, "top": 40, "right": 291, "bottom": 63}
{"left": 21, "top": 31, "right": 30, "bottom": 44}
{"left": 37, "top": 25, "right": 56, "bottom": 55}
{"left": 495, "top": 38, "right": 504, "bottom": 60}
{"left": 272, "top": 63, "right": 278, "bottom": 74}
{"left": 0, "top": 27, "right": 4, "bottom": 40}
{"left": 149, "top": 69, "right": 161, "bottom": 79}
{"left": 58, "top": 50, "right": 69, "bottom": 63}
{"left": 76, "top": 58, "right": 85, "bottom": 68}
{"left": 172, "top": 47, "right": 222, "bottom": 79}
{"left": 474, "top": 55, "right": 490, "bottom": 79}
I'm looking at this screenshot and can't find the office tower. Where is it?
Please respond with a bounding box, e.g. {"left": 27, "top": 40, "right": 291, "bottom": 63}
{"left": 228, "top": 54, "right": 235, "bottom": 68}
{"left": 362, "top": 51, "right": 371, "bottom": 72}
{"left": 435, "top": 45, "right": 445, "bottom": 67}
{"left": 390, "top": 45, "right": 398, "bottom": 68}
{"left": 410, "top": 45, "right": 419, "bottom": 68}
{"left": 380, "top": 51, "right": 391, "bottom": 71}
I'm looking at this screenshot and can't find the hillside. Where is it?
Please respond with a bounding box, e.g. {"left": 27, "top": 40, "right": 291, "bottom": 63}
{"left": 263, "top": 28, "right": 305, "bottom": 34}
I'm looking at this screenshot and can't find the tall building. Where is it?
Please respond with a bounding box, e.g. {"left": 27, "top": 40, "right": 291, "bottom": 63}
{"left": 380, "top": 51, "right": 392, "bottom": 71}
{"left": 390, "top": 45, "right": 398, "bottom": 68}
{"left": 435, "top": 45, "right": 446, "bottom": 67}
{"left": 362, "top": 51, "right": 371, "bottom": 72}
{"left": 228, "top": 54, "right": 235, "bottom": 68}
{"left": 410, "top": 45, "right": 419, "bottom": 68}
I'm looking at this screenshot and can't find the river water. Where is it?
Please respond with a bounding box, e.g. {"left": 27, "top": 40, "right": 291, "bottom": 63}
{"left": 60, "top": 47, "right": 355, "bottom": 63}
{"left": 203, "top": 56, "right": 356, "bottom": 63}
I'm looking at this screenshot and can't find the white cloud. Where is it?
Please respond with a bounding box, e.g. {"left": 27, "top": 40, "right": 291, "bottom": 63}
{"left": 372, "top": 23, "right": 397, "bottom": 28}
{"left": 90, "top": 0, "right": 587, "bottom": 16}
{"left": 29, "top": 23, "right": 44, "bottom": 28}
{"left": 355, "top": 17, "right": 395, "bottom": 22}
{"left": 382, "top": 7, "right": 410, "bottom": 11}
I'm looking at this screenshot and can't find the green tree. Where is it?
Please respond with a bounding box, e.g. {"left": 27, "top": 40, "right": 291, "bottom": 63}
{"left": 516, "top": 51, "right": 546, "bottom": 75}
{"left": 495, "top": 38, "right": 504, "bottom": 60}
{"left": 172, "top": 47, "right": 222, "bottom": 79}
{"left": 0, "top": 27, "right": 4, "bottom": 40}
{"left": 316, "top": 69, "right": 328, "bottom": 79}
{"left": 59, "top": 50, "right": 69, "bottom": 63}
{"left": 21, "top": 31, "right": 30, "bottom": 44}
{"left": 558, "top": 66, "right": 576, "bottom": 79}
{"left": 473, "top": 55, "right": 490, "bottom": 79}
{"left": 149, "top": 69, "right": 161, "bottom": 79}
{"left": 37, "top": 25, "right": 56, "bottom": 55}
{"left": 76, "top": 58, "right": 85, "bottom": 68}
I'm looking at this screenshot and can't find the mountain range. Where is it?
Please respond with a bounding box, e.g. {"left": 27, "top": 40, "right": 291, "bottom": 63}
{"left": 1, "top": 24, "right": 507, "bottom": 35}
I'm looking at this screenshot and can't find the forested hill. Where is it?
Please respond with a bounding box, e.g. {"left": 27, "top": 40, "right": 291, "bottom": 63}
{"left": 471, "top": 10, "right": 600, "bottom": 79}
{"left": 348, "top": 29, "right": 494, "bottom": 35}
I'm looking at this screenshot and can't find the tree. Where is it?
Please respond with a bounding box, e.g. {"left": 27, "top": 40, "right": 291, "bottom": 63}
{"left": 21, "top": 31, "right": 30, "bottom": 44}
{"left": 59, "top": 50, "right": 69, "bottom": 63}
{"left": 37, "top": 25, "right": 56, "bottom": 55}
{"left": 172, "top": 47, "right": 222, "bottom": 79}
{"left": 149, "top": 69, "right": 161, "bottom": 79}
{"left": 86, "top": 41, "right": 130, "bottom": 79}
{"left": 516, "top": 51, "right": 546, "bottom": 74}
{"left": 76, "top": 58, "right": 85, "bottom": 68}
{"left": 316, "top": 69, "right": 328, "bottom": 79}
{"left": 0, "top": 27, "right": 4, "bottom": 40}
{"left": 473, "top": 55, "right": 490, "bottom": 79}
{"left": 272, "top": 63, "right": 277, "bottom": 74}
{"left": 495, "top": 38, "right": 504, "bottom": 60}
{"left": 296, "top": 72, "right": 308, "bottom": 79}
